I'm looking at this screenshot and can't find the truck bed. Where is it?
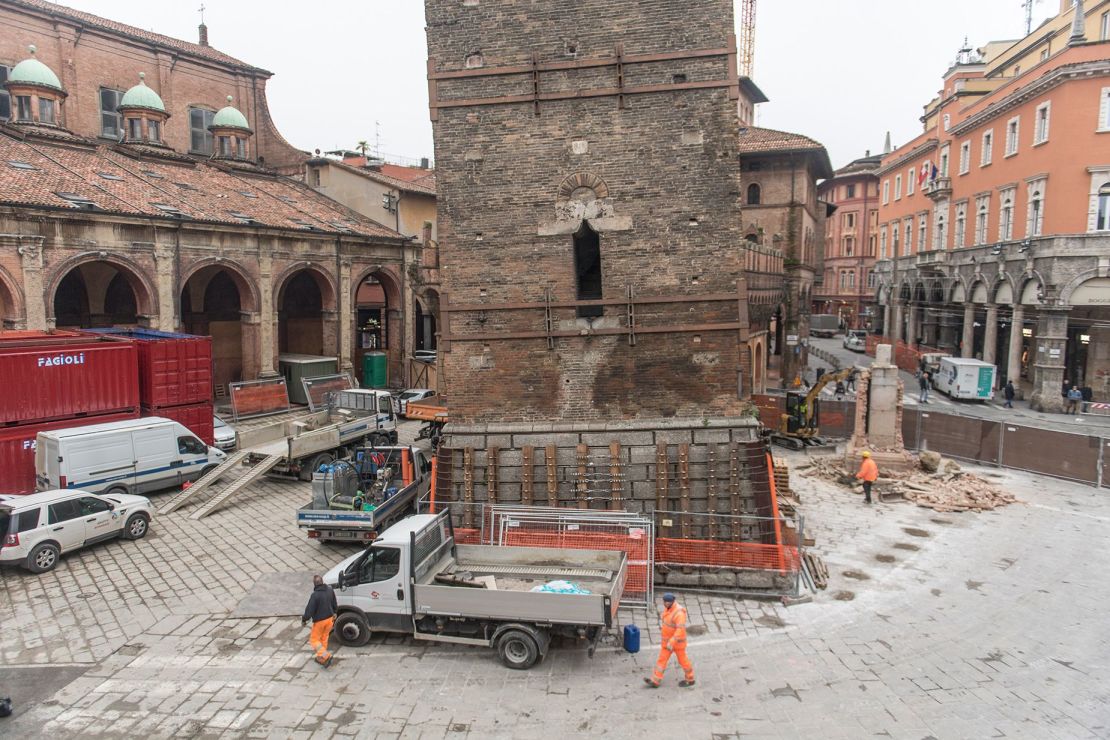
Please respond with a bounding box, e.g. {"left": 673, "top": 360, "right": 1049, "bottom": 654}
{"left": 413, "top": 544, "right": 625, "bottom": 626}
{"left": 297, "top": 477, "right": 426, "bottom": 532}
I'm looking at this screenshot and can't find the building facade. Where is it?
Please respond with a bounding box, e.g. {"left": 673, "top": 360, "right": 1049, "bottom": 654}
{"left": 0, "top": 18, "right": 418, "bottom": 393}
{"left": 737, "top": 126, "right": 833, "bottom": 387}
{"left": 425, "top": 0, "right": 776, "bottom": 424}
{"left": 306, "top": 154, "right": 441, "bottom": 367}
{"left": 875, "top": 0, "right": 1110, "bottom": 410}
{"left": 815, "top": 153, "right": 882, "bottom": 329}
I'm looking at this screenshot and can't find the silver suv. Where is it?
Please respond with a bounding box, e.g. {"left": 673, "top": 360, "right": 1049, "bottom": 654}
{"left": 0, "top": 489, "right": 153, "bottom": 573}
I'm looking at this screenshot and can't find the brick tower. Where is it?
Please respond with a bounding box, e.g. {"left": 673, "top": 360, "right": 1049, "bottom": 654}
{"left": 425, "top": 0, "right": 777, "bottom": 525}
{"left": 425, "top": 0, "right": 766, "bottom": 423}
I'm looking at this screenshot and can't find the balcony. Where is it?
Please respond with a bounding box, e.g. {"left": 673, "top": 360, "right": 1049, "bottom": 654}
{"left": 923, "top": 177, "right": 952, "bottom": 200}
{"left": 915, "top": 250, "right": 949, "bottom": 266}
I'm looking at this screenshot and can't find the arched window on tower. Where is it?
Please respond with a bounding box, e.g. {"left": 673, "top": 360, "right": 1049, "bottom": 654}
{"left": 574, "top": 223, "right": 603, "bottom": 318}
{"left": 747, "top": 183, "right": 761, "bottom": 205}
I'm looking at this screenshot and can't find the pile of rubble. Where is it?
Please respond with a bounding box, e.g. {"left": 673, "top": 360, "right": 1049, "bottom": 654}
{"left": 797, "top": 453, "right": 1017, "bottom": 513}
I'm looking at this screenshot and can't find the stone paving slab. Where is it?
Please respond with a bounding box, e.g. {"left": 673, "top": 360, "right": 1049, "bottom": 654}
{"left": 232, "top": 572, "right": 316, "bottom": 618}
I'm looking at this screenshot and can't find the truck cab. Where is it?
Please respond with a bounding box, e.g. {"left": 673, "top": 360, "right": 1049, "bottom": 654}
{"left": 330, "top": 389, "right": 397, "bottom": 445}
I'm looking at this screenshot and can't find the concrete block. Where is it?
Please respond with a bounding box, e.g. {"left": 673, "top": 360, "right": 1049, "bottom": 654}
{"left": 629, "top": 446, "right": 660, "bottom": 464}
{"left": 654, "top": 429, "right": 694, "bottom": 444}
{"left": 699, "top": 571, "right": 736, "bottom": 589}
{"left": 444, "top": 435, "right": 487, "bottom": 448}
{"left": 580, "top": 431, "right": 653, "bottom": 446}
{"left": 693, "top": 429, "right": 731, "bottom": 443}
{"left": 512, "top": 432, "right": 580, "bottom": 448}
{"left": 664, "top": 571, "right": 702, "bottom": 587}
{"left": 632, "top": 481, "right": 656, "bottom": 501}
{"left": 735, "top": 570, "right": 775, "bottom": 589}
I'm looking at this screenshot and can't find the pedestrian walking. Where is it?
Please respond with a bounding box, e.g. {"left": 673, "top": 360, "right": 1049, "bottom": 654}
{"left": 846, "top": 368, "right": 858, "bottom": 393}
{"left": 1066, "top": 386, "right": 1083, "bottom": 415}
{"left": 856, "top": 450, "right": 878, "bottom": 504}
{"left": 1003, "top": 380, "right": 1015, "bottom": 409}
{"left": 918, "top": 371, "right": 930, "bottom": 404}
{"left": 302, "top": 575, "right": 338, "bottom": 667}
{"left": 643, "top": 593, "right": 695, "bottom": 689}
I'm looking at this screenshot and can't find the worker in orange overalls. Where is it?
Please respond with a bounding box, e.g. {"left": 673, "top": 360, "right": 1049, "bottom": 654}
{"left": 302, "top": 575, "right": 338, "bottom": 667}
{"left": 644, "top": 592, "right": 695, "bottom": 688}
{"left": 856, "top": 450, "right": 879, "bottom": 504}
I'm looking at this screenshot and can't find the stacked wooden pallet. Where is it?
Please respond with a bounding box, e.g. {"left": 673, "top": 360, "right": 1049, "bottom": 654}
{"left": 802, "top": 551, "right": 828, "bottom": 590}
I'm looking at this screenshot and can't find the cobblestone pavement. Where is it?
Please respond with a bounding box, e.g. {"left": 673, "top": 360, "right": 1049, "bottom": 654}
{"left": 2, "top": 431, "right": 1108, "bottom": 738}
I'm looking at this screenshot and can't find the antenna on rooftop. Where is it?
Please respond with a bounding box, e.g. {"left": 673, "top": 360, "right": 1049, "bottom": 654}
{"left": 1022, "top": 0, "right": 1042, "bottom": 36}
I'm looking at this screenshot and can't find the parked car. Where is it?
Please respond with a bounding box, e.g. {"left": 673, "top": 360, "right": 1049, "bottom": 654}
{"left": 213, "top": 416, "right": 237, "bottom": 452}
{"left": 0, "top": 489, "right": 153, "bottom": 573}
{"left": 843, "top": 330, "right": 867, "bottom": 352}
{"left": 395, "top": 388, "right": 437, "bottom": 417}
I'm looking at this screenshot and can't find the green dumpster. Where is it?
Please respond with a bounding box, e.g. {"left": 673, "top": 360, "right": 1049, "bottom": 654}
{"left": 362, "top": 351, "right": 388, "bottom": 389}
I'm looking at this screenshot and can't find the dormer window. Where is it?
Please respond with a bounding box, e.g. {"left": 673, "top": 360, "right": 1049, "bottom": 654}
{"left": 236, "top": 139, "right": 246, "bottom": 159}
{"left": 147, "top": 119, "right": 161, "bottom": 143}
{"left": 117, "top": 73, "right": 169, "bottom": 147}
{"left": 219, "top": 136, "right": 232, "bottom": 157}
{"left": 5, "top": 46, "right": 68, "bottom": 127}
{"left": 15, "top": 96, "right": 31, "bottom": 121}
{"left": 128, "top": 118, "right": 143, "bottom": 141}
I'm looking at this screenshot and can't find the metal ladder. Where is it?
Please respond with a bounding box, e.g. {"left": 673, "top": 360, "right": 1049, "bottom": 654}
{"left": 188, "top": 453, "right": 283, "bottom": 520}
{"left": 159, "top": 450, "right": 250, "bottom": 514}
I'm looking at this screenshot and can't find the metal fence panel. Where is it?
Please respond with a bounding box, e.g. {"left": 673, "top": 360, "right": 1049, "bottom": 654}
{"left": 999, "top": 424, "right": 1100, "bottom": 485}
{"left": 919, "top": 412, "right": 1001, "bottom": 465}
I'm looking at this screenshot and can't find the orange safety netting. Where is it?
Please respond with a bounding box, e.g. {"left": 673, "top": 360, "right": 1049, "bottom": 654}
{"left": 655, "top": 537, "right": 801, "bottom": 573}
{"left": 500, "top": 529, "right": 652, "bottom": 596}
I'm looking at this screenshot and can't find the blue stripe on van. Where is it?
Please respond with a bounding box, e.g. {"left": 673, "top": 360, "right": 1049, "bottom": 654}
{"left": 67, "top": 459, "right": 210, "bottom": 489}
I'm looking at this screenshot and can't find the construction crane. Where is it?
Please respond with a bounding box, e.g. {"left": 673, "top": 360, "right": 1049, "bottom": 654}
{"left": 1022, "top": 0, "right": 1042, "bottom": 35}
{"left": 738, "top": 0, "right": 757, "bottom": 78}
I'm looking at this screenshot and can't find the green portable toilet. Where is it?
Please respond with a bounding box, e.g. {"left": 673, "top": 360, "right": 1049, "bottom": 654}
{"left": 362, "top": 351, "right": 388, "bottom": 389}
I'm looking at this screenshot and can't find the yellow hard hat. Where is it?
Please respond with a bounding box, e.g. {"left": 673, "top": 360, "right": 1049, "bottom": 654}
{"left": 861, "top": 450, "right": 871, "bottom": 458}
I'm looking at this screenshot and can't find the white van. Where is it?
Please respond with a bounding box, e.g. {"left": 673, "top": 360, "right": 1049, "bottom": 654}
{"left": 933, "top": 357, "right": 997, "bottom": 401}
{"left": 35, "top": 418, "right": 227, "bottom": 495}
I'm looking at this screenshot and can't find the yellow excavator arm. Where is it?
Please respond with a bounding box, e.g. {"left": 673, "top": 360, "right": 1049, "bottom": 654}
{"left": 779, "top": 366, "right": 854, "bottom": 434}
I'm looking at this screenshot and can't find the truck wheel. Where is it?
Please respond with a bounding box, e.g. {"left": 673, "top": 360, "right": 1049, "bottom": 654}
{"left": 123, "top": 513, "right": 150, "bottom": 540}
{"left": 300, "top": 453, "right": 334, "bottom": 482}
{"left": 334, "top": 612, "right": 372, "bottom": 647}
{"left": 106, "top": 485, "right": 129, "bottom": 496}
{"left": 496, "top": 630, "right": 540, "bottom": 670}
{"left": 26, "top": 542, "right": 60, "bottom": 573}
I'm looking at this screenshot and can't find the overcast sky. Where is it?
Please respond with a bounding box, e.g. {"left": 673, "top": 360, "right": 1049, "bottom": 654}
{"left": 61, "top": 0, "right": 1057, "bottom": 169}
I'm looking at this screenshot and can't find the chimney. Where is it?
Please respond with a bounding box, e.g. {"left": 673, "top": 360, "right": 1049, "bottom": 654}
{"left": 198, "top": 22, "right": 209, "bottom": 47}
{"left": 883, "top": 131, "right": 893, "bottom": 155}
{"left": 865, "top": 149, "right": 871, "bottom": 157}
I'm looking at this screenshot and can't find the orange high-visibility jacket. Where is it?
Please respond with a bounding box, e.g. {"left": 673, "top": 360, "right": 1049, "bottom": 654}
{"left": 857, "top": 458, "right": 879, "bottom": 482}
{"left": 660, "top": 603, "right": 688, "bottom": 645}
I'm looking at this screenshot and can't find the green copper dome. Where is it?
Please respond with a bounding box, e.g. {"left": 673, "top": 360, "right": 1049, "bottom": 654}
{"left": 9, "top": 45, "right": 63, "bottom": 92}
{"left": 211, "top": 96, "right": 250, "bottom": 130}
{"left": 119, "top": 73, "right": 166, "bottom": 113}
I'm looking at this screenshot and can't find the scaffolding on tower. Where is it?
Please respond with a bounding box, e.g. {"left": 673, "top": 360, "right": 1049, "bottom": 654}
{"left": 739, "top": 0, "right": 757, "bottom": 77}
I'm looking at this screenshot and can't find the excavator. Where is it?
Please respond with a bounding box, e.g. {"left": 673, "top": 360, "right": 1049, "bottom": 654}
{"left": 768, "top": 367, "right": 854, "bottom": 450}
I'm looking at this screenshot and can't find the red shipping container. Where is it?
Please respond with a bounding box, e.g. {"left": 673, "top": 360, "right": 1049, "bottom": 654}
{"left": 0, "top": 333, "right": 139, "bottom": 427}
{"left": 142, "top": 402, "right": 214, "bottom": 446}
{"left": 0, "top": 410, "right": 140, "bottom": 494}
{"left": 84, "top": 329, "right": 212, "bottom": 408}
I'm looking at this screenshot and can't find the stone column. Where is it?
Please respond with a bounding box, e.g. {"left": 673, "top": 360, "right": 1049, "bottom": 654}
{"left": 153, "top": 245, "right": 176, "bottom": 332}
{"left": 882, "top": 300, "right": 892, "bottom": 338}
{"left": 258, "top": 252, "right": 277, "bottom": 377}
{"left": 891, "top": 302, "right": 904, "bottom": 343}
{"left": 961, "top": 303, "right": 975, "bottom": 358}
{"left": 905, "top": 303, "right": 918, "bottom": 346}
{"left": 1008, "top": 305, "right": 1024, "bottom": 398}
{"left": 16, "top": 236, "right": 47, "bottom": 330}
{"left": 338, "top": 259, "right": 354, "bottom": 374}
{"left": 982, "top": 304, "right": 999, "bottom": 367}
{"left": 921, "top": 308, "right": 939, "bottom": 347}
{"left": 938, "top": 309, "right": 960, "bottom": 353}
{"left": 1029, "top": 303, "right": 1070, "bottom": 413}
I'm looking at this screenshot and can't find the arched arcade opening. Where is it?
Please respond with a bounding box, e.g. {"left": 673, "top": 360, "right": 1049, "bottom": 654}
{"left": 52, "top": 260, "right": 152, "bottom": 328}
{"left": 180, "top": 265, "right": 259, "bottom": 393}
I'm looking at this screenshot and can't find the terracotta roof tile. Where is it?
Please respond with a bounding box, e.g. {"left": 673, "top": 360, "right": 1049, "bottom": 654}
{"left": 12, "top": 0, "right": 264, "bottom": 72}
{"left": 316, "top": 159, "right": 436, "bottom": 196}
{"left": 737, "top": 126, "right": 827, "bottom": 154}
{"left": 0, "top": 129, "right": 403, "bottom": 240}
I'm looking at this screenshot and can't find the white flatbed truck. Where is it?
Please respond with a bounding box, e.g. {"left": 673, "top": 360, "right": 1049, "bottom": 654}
{"left": 323, "top": 511, "right": 627, "bottom": 669}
